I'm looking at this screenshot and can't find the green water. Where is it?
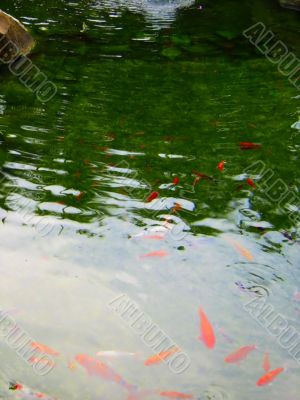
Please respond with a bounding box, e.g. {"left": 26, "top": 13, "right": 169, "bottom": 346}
{"left": 0, "top": 1, "right": 299, "bottom": 399}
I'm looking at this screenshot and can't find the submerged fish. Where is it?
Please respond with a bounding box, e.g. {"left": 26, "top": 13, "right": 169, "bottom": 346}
{"left": 146, "top": 191, "right": 159, "bottom": 203}
{"left": 224, "top": 237, "right": 254, "bottom": 261}
{"left": 256, "top": 367, "right": 284, "bottom": 386}
{"left": 160, "top": 391, "right": 193, "bottom": 398}
{"left": 198, "top": 307, "right": 215, "bottom": 349}
{"left": 31, "top": 342, "right": 59, "bottom": 356}
{"left": 97, "top": 351, "right": 137, "bottom": 358}
{"left": 172, "top": 177, "right": 179, "bottom": 185}
{"left": 246, "top": 178, "right": 256, "bottom": 188}
{"left": 217, "top": 160, "right": 226, "bottom": 171}
{"left": 224, "top": 345, "right": 256, "bottom": 363}
{"left": 9, "top": 382, "right": 57, "bottom": 399}
{"left": 144, "top": 347, "right": 179, "bottom": 366}
{"left": 75, "top": 353, "right": 135, "bottom": 392}
{"left": 29, "top": 357, "right": 55, "bottom": 367}
{"left": 240, "top": 142, "right": 261, "bottom": 150}
{"left": 139, "top": 250, "right": 168, "bottom": 259}
{"left": 263, "top": 352, "right": 271, "bottom": 372}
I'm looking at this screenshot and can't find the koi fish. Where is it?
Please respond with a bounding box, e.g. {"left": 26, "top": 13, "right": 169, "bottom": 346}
{"left": 198, "top": 307, "right": 215, "bottom": 349}
{"left": 171, "top": 203, "right": 182, "bottom": 213}
{"left": 193, "top": 172, "right": 213, "bottom": 180}
{"left": 246, "top": 178, "right": 256, "bottom": 188}
{"left": 141, "top": 235, "right": 165, "bottom": 240}
{"left": 146, "top": 191, "right": 159, "bottom": 203}
{"left": 139, "top": 250, "right": 168, "bottom": 259}
{"left": 263, "top": 352, "right": 271, "bottom": 372}
{"left": 29, "top": 357, "right": 55, "bottom": 367}
{"left": 144, "top": 347, "right": 179, "bottom": 366}
{"left": 75, "top": 192, "right": 84, "bottom": 201}
{"left": 224, "top": 237, "right": 254, "bottom": 261}
{"left": 31, "top": 342, "right": 60, "bottom": 356}
{"left": 217, "top": 160, "right": 226, "bottom": 171}
{"left": 173, "top": 177, "right": 179, "bottom": 185}
{"left": 224, "top": 345, "right": 256, "bottom": 363}
{"left": 97, "top": 351, "right": 137, "bottom": 358}
{"left": 240, "top": 142, "right": 261, "bottom": 150}
{"left": 9, "top": 382, "right": 57, "bottom": 399}
{"left": 75, "top": 354, "right": 135, "bottom": 392}
{"left": 160, "top": 391, "right": 193, "bottom": 399}
{"left": 294, "top": 291, "right": 300, "bottom": 301}
{"left": 256, "top": 367, "right": 284, "bottom": 386}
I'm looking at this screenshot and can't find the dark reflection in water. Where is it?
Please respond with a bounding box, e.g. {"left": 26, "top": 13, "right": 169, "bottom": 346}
{"left": 0, "top": 0, "right": 299, "bottom": 399}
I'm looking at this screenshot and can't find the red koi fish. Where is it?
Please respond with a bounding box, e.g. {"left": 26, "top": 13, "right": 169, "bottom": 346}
{"left": 198, "top": 308, "right": 215, "bottom": 349}
{"left": 263, "top": 352, "right": 271, "bottom": 372}
{"left": 139, "top": 250, "right": 168, "bottom": 259}
{"left": 144, "top": 347, "right": 179, "bottom": 366}
{"left": 146, "top": 191, "right": 159, "bottom": 203}
{"left": 75, "top": 354, "right": 135, "bottom": 392}
{"left": 194, "top": 172, "right": 213, "bottom": 180}
{"left": 240, "top": 142, "right": 261, "bottom": 150}
{"left": 256, "top": 367, "right": 284, "bottom": 386}
{"left": 160, "top": 391, "right": 193, "bottom": 399}
{"left": 9, "top": 382, "right": 57, "bottom": 399}
{"left": 217, "top": 160, "right": 226, "bottom": 171}
{"left": 193, "top": 172, "right": 213, "bottom": 186}
{"left": 31, "top": 342, "right": 59, "bottom": 356}
{"left": 224, "top": 345, "right": 256, "bottom": 363}
{"left": 246, "top": 178, "right": 256, "bottom": 188}
{"left": 173, "top": 177, "right": 179, "bottom": 185}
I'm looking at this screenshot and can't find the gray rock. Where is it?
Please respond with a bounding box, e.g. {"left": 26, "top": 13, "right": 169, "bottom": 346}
{"left": 0, "top": 10, "right": 34, "bottom": 63}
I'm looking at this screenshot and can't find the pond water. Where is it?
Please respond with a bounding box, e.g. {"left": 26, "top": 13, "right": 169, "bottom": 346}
{"left": 0, "top": 1, "right": 299, "bottom": 399}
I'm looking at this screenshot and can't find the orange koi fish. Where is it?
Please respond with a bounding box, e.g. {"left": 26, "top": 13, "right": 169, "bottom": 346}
{"left": 171, "top": 203, "right": 182, "bottom": 213}
{"left": 31, "top": 342, "right": 60, "bottom": 356}
{"left": 29, "top": 357, "right": 55, "bottom": 367}
{"left": 75, "top": 354, "right": 135, "bottom": 392}
{"left": 246, "top": 178, "right": 256, "bottom": 188}
{"left": 240, "top": 142, "right": 261, "bottom": 150}
{"left": 256, "top": 367, "right": 284, "bottom": 386}
{"left": 224, "top": 345, "right": 256, "bottom": 363}
{"left": 173, "top": 177, "right": 179, "bottom": 185}
{"left": 217, "top": 160, "right": 226, "bottom": 171}
{"left": 144, "top": 347, "right": 179, "bottom": 366}
{"left": 146, "top": 191, "right": 159, "bottom": 203}
{"left": 224, "top": 237, "right": 254, "bottom": 261}
{"left": 160, "top": 391, "right": 193, "bottom": 399}
{"left": 139, "top": 250, "right": 168, "bottom": 259}
{"left": 141, "top": 235, "right": 165, "bottom": 240}
{"left": 263, "top": 352, "right": 271, "bottom": 372}
{"left": 198, "top": 307, "right": 215, "bottom": 349}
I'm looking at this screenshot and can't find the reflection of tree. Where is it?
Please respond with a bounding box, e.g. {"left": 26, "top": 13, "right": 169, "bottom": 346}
{"left": 0, "top": 0, "right": 299, "bottom": 234}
